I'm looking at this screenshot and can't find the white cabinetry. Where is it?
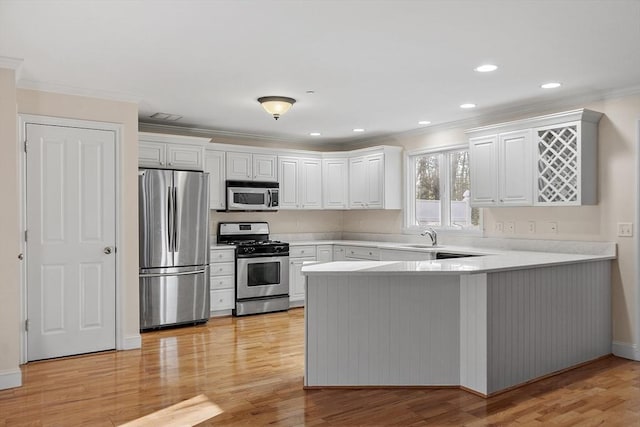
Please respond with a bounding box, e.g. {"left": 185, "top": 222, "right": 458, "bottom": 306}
{"left": 289, "top": 245, "right": 316, "bottom": 305}
{"left": 467, "top": 109, "right": 601, "bottom": 207}
{"left": 344, "top": 246, "right": 380, "bottom": 260}
{"left": 316, "top": 245, "right": 333, "bottom": 262}
{"left": 138, "top": 133, "right": 207, "bottom": 170}
{"left": 333, "top": 246, "right": 347, "bottom": 260}
{"left": 349, "top": 147, "right": 402, "bottom": 209}
{"left": 322, "top": 157, "right": 349, "bottom": 209}
{"left": 469, "top": 130, "right": 532, "bottom": 207}
{"left": 204, "top": 150, "right": 226, "bottom": 210}
{"left": 209, "top": 247, "right": 235, "bottom": 315}
{"left": 278, "top": 156, "right": 322, "bottom": 209}
{"left": 226, "top": 152, "right": 277, "bottom": 182}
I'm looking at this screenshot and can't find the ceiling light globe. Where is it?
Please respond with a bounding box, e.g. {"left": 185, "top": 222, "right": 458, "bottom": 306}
{"left": 258, "top": 96, "right": 296, "bottom": 120}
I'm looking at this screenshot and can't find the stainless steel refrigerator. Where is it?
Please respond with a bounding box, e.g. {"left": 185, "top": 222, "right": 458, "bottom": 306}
{"left": 138, "top": 169, "right": 210, "bottom": 330}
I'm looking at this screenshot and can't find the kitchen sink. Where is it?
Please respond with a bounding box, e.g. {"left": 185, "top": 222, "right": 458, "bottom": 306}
{"left": 434, "top": 252, "right": 480, "bottom": 259}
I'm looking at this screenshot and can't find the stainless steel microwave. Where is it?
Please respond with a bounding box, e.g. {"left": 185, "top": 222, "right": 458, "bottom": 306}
{"left": 225, "top": 180, "right": 279, "bottom": 211}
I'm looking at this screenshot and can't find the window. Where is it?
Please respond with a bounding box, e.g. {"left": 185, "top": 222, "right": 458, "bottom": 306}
{"left": 405, "top": 145, "right": 480, "bottom": 231}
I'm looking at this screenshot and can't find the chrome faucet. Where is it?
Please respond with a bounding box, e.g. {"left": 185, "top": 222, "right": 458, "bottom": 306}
{"left": 420, "top": 227, "right": 438, "bottom": 246}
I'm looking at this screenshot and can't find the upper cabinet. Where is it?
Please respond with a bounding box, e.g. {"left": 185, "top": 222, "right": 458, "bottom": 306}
{"left": 204, "top": 150, "right": 226, "bottom": 210}
{"left": 467, "top": 109, "right": 602, "bottom": 207}
{"left": 349, "top": 147, "right": 402, "bottom": 209}
{"left": 278, "top": 155, "right": 322, "bottom": 209}
{"left": 322, "top": 157, "right": 349, "bottom": 209}
{"left": 226, "top": 152, "right": 277, "bottom": 182}
{"left": 138, "top": 132, "right": 207, "bottom": 170}
{"left": 469, "top": 130, "right": 532, "bottom": 207}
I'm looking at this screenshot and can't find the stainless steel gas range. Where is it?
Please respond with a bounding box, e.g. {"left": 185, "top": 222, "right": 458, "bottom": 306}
{"left": 217, "top": 222, "right": 290, "bottom": 316}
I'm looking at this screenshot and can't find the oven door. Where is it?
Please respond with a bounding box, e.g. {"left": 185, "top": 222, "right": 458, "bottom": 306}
{"left": 236, "top": 256, "right": 289, "bottom": 300}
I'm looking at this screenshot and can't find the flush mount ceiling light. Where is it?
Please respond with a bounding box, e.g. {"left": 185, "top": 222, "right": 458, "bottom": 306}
{"left": 418, "top": 120, "right": 431, "bottom": 125}
{"left": 353, "top": 128, "right": 365, "bottom": 132}
{"left": 257, "top": 96, "right": 296, "bottom": 120}
{"left": 460, "top": 103, "right": 477, "bottom": 109}
{"left": 541, "top": 82, "right": 562, "bottom": 89}
{"left": 474, "top": 64, "right": 498, "bottom": 72}
{"left": 309, "top": 132, "right": 321, "bottom": 136}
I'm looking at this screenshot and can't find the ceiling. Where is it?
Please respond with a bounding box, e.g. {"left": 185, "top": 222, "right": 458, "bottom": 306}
{"left": 1, "top": 0, "right": 639, "bottom": 145}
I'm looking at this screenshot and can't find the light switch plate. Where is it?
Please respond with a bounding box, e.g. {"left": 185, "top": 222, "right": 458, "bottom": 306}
{"left": 618, "top": 222, "right": 633, "bottom": 237}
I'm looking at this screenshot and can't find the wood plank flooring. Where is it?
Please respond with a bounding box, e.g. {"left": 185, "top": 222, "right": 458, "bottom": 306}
{"left": 1, "top": 308, "right": 639, "bottom": 426}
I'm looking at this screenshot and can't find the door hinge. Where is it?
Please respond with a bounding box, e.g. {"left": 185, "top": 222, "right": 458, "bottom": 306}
{"left": 25, "top": 319, "right": 29, "bottom": 332}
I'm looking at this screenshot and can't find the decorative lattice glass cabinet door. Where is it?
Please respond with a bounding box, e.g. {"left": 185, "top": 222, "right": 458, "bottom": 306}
{"left": 536, "top": 123, "right": 580, "bottom": 204}
{"left": 534, "top": 115, "right": 599, "bottom": 206}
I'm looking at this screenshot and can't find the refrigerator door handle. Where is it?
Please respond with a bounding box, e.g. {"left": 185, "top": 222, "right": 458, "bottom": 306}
{"left": 167, "top": 186, "right": 174, "bottom": 252}
{"left": 139, "top": 269, "right": 206, "bottom": 278}
{"left": 173, "top": 186, "right": 179, "bottom": 253}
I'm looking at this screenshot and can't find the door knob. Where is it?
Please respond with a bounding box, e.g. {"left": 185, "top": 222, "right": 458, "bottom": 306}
{"left": 104, "top": 247, "right": 113, "bottom": 255}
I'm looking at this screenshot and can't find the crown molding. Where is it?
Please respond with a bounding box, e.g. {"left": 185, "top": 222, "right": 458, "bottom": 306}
{"left": 345, "top": 84, "right": 640, "bottom": 147}
{"left": 16, "top": 79, "right": 142, "bottom": 104}
{"left": 0, "top": 56, "right": 23, "bottom": 81}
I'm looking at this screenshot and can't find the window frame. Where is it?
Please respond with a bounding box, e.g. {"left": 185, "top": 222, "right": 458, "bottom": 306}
{"left": 403, "top": 144, "right": 482, "bottom": 234}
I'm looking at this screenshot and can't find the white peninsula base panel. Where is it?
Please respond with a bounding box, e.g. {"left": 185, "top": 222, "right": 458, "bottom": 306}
{"left": 304, "top": 261, "right": 611, "bottom": 396}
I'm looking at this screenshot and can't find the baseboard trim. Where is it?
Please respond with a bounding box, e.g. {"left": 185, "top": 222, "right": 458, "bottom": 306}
{"left": 0, "top": 368, "right": 22, "bottom": 390}
{"left": 121, "top": 334, "right": 142, "bottom": 350}
{"left": 612, "top": 341, "right": 640, "bottom": 361}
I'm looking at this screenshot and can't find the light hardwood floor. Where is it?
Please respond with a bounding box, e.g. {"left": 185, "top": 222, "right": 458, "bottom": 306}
{"left": 1, "top": 308, "right": 639, "bottom": 426}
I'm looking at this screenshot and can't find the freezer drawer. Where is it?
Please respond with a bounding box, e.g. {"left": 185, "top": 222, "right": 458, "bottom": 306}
{"left": 139, "top": 267, "right": 210, "bottom": 330}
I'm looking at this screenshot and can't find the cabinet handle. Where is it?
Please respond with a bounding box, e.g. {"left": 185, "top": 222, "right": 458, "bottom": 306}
{"left": 369, "top": 252, "right": 372, "bottom": 255}
{"left": 158, "top": 161, "right": 163, "bottom": 166}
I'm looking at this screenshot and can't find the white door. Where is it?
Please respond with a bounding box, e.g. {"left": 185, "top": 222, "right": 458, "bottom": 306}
{"left": 253, "top": 154, "right": 278, "bottom": 182}
{"left": 300, "top": 158, "right": 322, "bottom": 209}
{"left": 26, "top": 123, "right": 116, "bottom": 361}
{"left": 469, "top": 135, "right": 498, "bottom": 206}
{"left": 278, "top": 157, "right": 299, "bottom": 209}
{"left": 498, "top": 129, "right": 533, "bottom": 205}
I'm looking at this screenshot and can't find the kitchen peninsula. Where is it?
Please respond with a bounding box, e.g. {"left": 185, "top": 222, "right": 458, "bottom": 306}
{"left": 301, "top": 243, "right": 615, "bottom": 396}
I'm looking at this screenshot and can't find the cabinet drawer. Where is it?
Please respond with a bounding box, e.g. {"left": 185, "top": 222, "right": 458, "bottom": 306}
{"left": 210, "top": 275, "right": 234, "bottom": 290}
{"left": 210, "top": 262, "right": 235, "bottom": 276}
{"left": 210, "top": 249, "right": 234, "bottom": 263}
{"left": 290, "top": 245, "right": 316, "bottom": 258}
{"left": 344, "top": 246, "right": 379, "bottom": 260}
{"left": 210, "top": 289, "right": 235, "bottom": 311}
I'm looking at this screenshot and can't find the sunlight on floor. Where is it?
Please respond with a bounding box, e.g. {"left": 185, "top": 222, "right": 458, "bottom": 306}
{"left": 118, "top": 394, "right": 223, "bottom": 427}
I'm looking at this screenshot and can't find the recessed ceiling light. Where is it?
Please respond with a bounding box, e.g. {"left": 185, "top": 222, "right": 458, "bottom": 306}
{"left": 541, "top": 82, "right": 562, "bottom": 89}
{"left": 353, "top": 128, "right": 365, "bottom": 132}
{"left": 309, "top": 132, "right": 321, "bottom": 136}
{"left": 460, "top": 103, "right": 476, "bottom": 109}
{"left": 418, "top": 121, "right": 431, "bottom": 125}
{"left": 306, "top": 90, "right": 315, "bottom": 94}
{"left": 474, "top": 64, "right": 498, "bottom": 72}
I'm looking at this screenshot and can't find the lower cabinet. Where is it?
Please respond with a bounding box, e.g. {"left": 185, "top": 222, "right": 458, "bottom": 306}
{"left": 289, "top": 245, "right": 317, "bottom": 306}
{"left": 210, "top": 248, "right": 235, "bottom": 316}
{"left": 344, "top": 245, "right": 380, "bottom": 260}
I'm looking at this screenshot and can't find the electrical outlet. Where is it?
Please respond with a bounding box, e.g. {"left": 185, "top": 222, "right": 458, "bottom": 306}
{"left": 495, "top": 222, "right": 503, "bottom": 232}
{"left": 548, "top": 222, "right": 558, "bottom": 234}
{"left": 505, "top": 221, "right": 515, "bottom": 233}
{"left": 618, "top": 222, "right": 633, "bottom": 237}
{"left": 528, "top": 221, "right": 536, "bottom": 234}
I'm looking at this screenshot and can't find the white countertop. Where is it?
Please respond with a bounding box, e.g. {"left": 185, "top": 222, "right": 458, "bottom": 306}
{"left": 299, "top": 241, "right": 615, "bottom": 276}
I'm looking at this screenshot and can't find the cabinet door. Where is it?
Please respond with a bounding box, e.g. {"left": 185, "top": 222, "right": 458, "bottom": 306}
{"left": 469, "top": 135, "right": 498, "bottom": 206}
{"left": 498, "top": 130, "right": 532, "bottom": 205}
{"left": 322, "top": 158, "right": 348, "bottom": 209}
{"left": 333, "top": 246, "right": 347, "bottom": 260}
{"left": 300, "top": 158, "right": 322, "bottom": 209}
{"left": 204, "top": 150, "right": 226, "bottom": 210}
{"left": 316, "top": 245, "right": 333, "bottom": 262}
{"left": 253, "top": 154, "right": 278, "bottom": 181}
{"left": 290, "top": 257, "right": 313, "bottom": 302}
{"left": 278, "top": 157, "right": 299, "bottom": 209}
{"left": 138, "top": 141, "right": 166, "bottom": 168}
{"left": 365, "top": 154, "right": 384, "bottom": 208}
{"left": 349, "top": 156, "right": 367, "bottom": 208}
{"left": 226, "top": 152, "right": 252, "bottom": 180}
{"left": 166, "top": 144, "right": 204, "bottom": 170}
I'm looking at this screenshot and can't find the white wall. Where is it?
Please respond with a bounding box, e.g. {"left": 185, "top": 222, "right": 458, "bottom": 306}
{"left": 0, "top": 68, "right": 22, "bottom": 388}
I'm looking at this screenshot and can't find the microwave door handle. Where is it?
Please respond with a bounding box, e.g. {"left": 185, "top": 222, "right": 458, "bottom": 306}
{"left": 266, "top": 189, "right": 272, "bottom": 207}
